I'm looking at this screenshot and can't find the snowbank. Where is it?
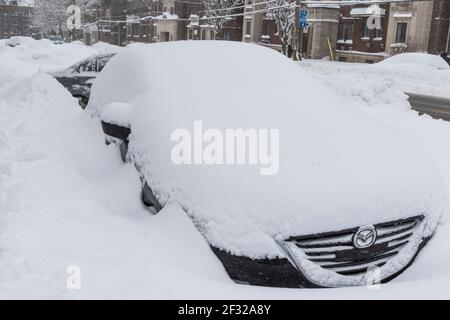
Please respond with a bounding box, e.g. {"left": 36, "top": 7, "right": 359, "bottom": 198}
{"left": 0, "top": 37, "right": 119, "bottom": 86}
{"left": 0, "top": 68, "right": 228, "bottom": 299}
{"left": 379, "top": 52, "right": 450, "bottom": 70}
{"left": 89, "top": 41, "right": 446, "bottom": 260}
{"left": 301, "top": 55, "right": 450, "bottom": 106}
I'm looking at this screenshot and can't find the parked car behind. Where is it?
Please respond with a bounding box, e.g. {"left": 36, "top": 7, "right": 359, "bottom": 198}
{"left": 50, "top": 53, "right": 115, "bottom": 108}
{"left": 48, "top": 36, "right": 65, "bottom": 45}
{"left": 4, "top": 36, "right": 34, "bottom": 47}
{"left": 88, "top": 41, "right": 446, "bottom": 288}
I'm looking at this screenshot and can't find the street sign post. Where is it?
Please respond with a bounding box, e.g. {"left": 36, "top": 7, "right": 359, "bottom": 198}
{"left": 298, "top": 7, "right": 308, "bottom": 59}
{"left": 299, "top": 8, "right": 308, "bottom": 28}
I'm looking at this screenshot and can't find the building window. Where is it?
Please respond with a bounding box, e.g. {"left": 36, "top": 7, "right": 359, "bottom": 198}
{"left": 343, "top": 23, "right": 353, "bottom": 41}
{"left": 375, "top": 27, "right": 383, "bottom": 39}
{"left": 246, "top": 21, "right": 251, "bottom": 36}
{"left": 395, "top": 22, "right": 407, "bottom": 43}
{"left": 362, "top": 23, "right": 369, "bottom": 38}
{"left": 160, "top": 32, "right": 170, "bottom": 42}
{"left": 201, "top": 30, "right": 206, "bottom": 40}
{"left": 224, "top": 31, "right": 231, "bottom": 40}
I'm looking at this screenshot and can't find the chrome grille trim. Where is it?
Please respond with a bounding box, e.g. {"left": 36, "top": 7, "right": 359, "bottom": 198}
{"left": 289, "top": 216, "right": 424, "bottom": 276}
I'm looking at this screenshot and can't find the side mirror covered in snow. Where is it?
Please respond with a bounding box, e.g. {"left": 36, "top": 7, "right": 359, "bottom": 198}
{"left": 101, "top": 121, "right": 131, "bottom": 142}
{"left": 101, "top": 121, "right": 131, "bottom": 163}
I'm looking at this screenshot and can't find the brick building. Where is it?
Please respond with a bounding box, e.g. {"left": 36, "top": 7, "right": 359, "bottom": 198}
{"left": 428, "top": 0, "right": 450, "bottom": 54}
{"left": 90, "top": 0, "right": 242, "bottom": 46}
{"left": 242, "top": 0, "right": 281, "bottom": 50}
{"left": 385, "top": 0, "right": 434, "bottom": 54}
{"left": 299, "top": 4, "right": 340, "bottom": 59}
{"left": 336, "top": 3, "right": 389, "bottom": 63}
{"left": 0, "top": 1, "right": 33, "bottom": 39}
{"left": 385, "top": 0, "right": 449, "bottom": 55}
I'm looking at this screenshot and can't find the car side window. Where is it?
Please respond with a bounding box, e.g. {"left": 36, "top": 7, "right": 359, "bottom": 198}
{"left": 79, "top": 59, "right": 96, "bottom": 73}
{"left": 96, "top": 56, "right": 111, "bottom": 72}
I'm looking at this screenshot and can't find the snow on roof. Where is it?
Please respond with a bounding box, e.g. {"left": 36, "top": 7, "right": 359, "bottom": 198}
{"left": 307, "top": 4, "right": 340, "bottom": 9}
{"left": 15, "top": 0, "right": 34, "bottom": 6}
{"left": 393, "top": 13, "right": 412, "bottom": 18}
{"left": 156, "top": 12, "right": 179, "bottom": 20}
{"left": 336, "top": 49, "right": 388, "bottom": 57}
{"left": 350, "top": 5, "right": 385, "bottom": 17}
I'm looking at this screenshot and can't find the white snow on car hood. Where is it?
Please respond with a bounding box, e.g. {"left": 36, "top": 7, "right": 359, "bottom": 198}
{"left": 89, "top": 41, "right": 447, "bottom": 259}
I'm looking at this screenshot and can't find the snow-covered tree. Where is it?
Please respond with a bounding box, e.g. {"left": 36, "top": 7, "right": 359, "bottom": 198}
{"left": 203, "top": 0, "right": 243, "bottom": 36}
{"left": 32, "top": 0, "right": 100, "bottom": 37}
{"left": 32, "top": 0, "right": 68, "bottom": 36}
{"left": 1, "top": 0, "right": 26, "bottom": 5}
{"left": 265, "top": 0, "right": 296, "bottom": 54}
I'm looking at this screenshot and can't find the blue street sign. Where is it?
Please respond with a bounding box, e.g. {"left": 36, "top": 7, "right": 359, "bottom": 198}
{"left": 300, "top": 9, "right": 308, "bottom": 18}
{"left": 298, "top": 8, "right": 308, "bottom": 28}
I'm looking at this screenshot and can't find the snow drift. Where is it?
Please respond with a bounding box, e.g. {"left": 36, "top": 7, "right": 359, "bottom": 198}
{"left": 89, "top": 41, "right": 447, "bottom": 259}
{"left": 379, "top": 52, "right": 450, "bottom": 70}
{"left": 0, "top": 46, "right": 228, "bottom": 298}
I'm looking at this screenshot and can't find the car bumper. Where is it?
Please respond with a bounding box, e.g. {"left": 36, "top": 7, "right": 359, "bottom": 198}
{"left": 212, "top": 215, "right": 434, "bottom": 288}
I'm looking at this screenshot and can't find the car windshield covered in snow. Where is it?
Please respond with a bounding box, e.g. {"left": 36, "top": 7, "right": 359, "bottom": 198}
{"left": 88, "top": 41, "right": 446, "bottom": 288}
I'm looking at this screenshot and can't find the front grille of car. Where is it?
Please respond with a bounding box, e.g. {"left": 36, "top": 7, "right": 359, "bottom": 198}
{"left": 288, "top": 216, "right": 424, "bottom": 276}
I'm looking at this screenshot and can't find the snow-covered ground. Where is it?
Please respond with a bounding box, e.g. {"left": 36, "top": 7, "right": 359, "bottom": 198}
{"left": 1, "top": 39, "right": 450, "bottom": 299}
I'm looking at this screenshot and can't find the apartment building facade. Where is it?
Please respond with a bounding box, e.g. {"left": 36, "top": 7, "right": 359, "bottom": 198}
{"left": 242, "top": 0, "right": 281, "bottom": 50}
{"left": 385, "top": 0, "right": 434, "bottom": 54}
{"left": 88, "top": 0, "right": 242, "bottom": 45}
{"left": 0, "top": 1, "right": 33, "bottom": 39}
{"left": 299, "top": 4, "right": 340, "bottom": 59}
{"left": 335, "top": 3, "right": 389, "bottom": 63}
{"left": 384, "top": 0, "right": 449, "bottom": 55}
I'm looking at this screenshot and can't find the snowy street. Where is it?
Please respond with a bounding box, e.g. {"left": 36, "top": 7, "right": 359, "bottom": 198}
{"left": 1, "top": 39, "right": 450, "bottom": 299}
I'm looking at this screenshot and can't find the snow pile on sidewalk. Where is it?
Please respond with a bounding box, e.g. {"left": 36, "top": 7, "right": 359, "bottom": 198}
{"left": 379, "top": 52, "right": 450, "bottom": 70}
{"left": 301, "top": 53, "right": 450, "bottom": 104}
{"left": 0, "top": 51, "right": 228, "bottom": 299}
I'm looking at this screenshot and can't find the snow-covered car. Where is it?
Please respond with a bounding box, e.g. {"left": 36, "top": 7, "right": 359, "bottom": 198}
{"left": 48, "top": 36, "right": 65, "bottom": 45}
{"left": 5, "top": 36, "right": 28, "bottom": 47}
{"left": 88, "top": 41, "right": 446, "bottom": 288}
{"left": 49, "top": 53, "right": 116, "bottom": 108}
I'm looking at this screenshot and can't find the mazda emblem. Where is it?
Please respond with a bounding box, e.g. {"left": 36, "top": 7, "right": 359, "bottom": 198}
{"left": 353, "top": 225, "right": 377, "bottom": 249}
